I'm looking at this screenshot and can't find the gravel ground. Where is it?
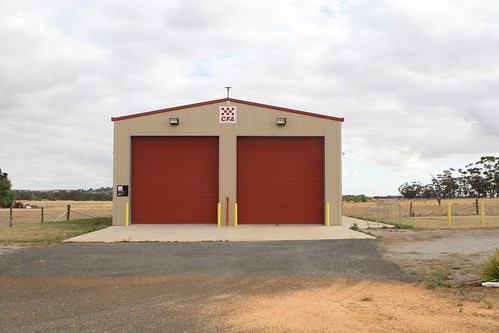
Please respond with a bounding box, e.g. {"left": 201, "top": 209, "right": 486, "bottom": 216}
{"left": 1, "top": 232, "right": 497, "bottom": 332}
{"left": 0, "top": 244, "right": 24, "bottom": 256}
{"left": 0, "top": 240, "right": 414, "bottom": 281}
{"left": 0, "top": 240, "right": 414, "bottom": 332}
{"left": 371, "top": 228, "right": 499, "bottom": 259}
{"left": 370, "top": 228, "right": 499, "bottom": 284}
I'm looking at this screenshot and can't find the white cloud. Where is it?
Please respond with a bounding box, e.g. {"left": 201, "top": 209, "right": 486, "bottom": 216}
{"left": 1, "top": 0, "right": 498, "bottom": 194}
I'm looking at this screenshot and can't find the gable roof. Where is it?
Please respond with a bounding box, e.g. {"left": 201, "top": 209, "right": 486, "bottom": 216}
{"left": 111, "top": 98, "right": 344, "bottom": 122}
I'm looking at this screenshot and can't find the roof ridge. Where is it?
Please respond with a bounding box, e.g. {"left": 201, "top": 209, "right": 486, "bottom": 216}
{"left": 111, "top": 98, "right": 344, "bottom": 122}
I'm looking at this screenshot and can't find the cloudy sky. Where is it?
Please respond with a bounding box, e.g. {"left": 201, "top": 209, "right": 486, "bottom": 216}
{"left": 1, "top": 0, "right": 498, "bottom": 196}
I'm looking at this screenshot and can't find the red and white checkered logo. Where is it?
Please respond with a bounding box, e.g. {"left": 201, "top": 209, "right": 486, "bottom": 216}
{"left": 219, "top": 106, "right": 237, "bottom": 123}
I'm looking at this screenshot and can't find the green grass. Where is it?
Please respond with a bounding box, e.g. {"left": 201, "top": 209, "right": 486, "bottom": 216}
{"left": 423, "top": 272, "right": 448, "bottom": 289}
{"left": 389, "top": 223, "right": 415, "bottom": 230}
{"left": 0, "top": 217, "right": 112, "bottom": 245}
{"left": 349, "top": 222, "right": 360, "bottom": 231}
{"left": 481, "top": 248, "right": 499, "bottom": 282}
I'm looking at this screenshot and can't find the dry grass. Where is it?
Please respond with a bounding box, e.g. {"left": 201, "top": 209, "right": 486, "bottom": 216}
{"left": 343, "top": 198, "right": 499, "bottom": 229}
{"left": 0, "top": 217, "right": 112, "bottom": 244}
{"left": 402, "top": 216, "right": 499, "bottom": 229}
{"left": 0, "top": 201, "right": 112, "bottom": 225}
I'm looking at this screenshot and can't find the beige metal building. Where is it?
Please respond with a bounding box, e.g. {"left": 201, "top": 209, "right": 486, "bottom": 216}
{"left": 112, "top": 98, "right": 344, "bottom": 226}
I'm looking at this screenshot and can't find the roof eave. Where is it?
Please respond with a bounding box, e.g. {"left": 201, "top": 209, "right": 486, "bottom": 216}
{"left": 111, "top": 98, "right": 344, "bottom": 122}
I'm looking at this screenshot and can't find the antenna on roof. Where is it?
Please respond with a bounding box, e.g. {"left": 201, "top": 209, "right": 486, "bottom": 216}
{"left": 225, "top": 86, "right": 232, "bottom": 106}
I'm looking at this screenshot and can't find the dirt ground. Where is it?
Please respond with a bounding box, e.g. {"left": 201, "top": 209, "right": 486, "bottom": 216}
{"left": 0, "top": 274, "right": 496, "bottom": 333}
{"left": 216, "top": 229, "right": 499, "bottom": 333}
{"left": 217, "top": 278, "right": 498, "bottom": 333}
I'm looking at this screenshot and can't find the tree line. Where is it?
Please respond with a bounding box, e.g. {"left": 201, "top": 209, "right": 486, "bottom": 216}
{"left": 1, "top": 168, "right": 113, "bottom": 207}
{"left": 342, "top": 194, "right": 369, "bottom": 202}
{"left": 13, "top": 187, "right": 113, "bottom": 201}
{"left": 398, "top": 156, "right": 499, "bottom": 199}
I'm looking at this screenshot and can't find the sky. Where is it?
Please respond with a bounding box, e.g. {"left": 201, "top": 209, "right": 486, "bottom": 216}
{"left": 1, "top": 0, "right": 499, "bottom": 196}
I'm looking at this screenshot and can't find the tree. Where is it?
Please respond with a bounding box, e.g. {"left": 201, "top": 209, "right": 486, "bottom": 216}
{"left": 435, "top": 169, "right": 458, "bottom": 198}
{"left": 475, "top": 156, "right": 498, "bottom": 198}
{"left": 398, "top": 181, "right": 422, "bottom": 199}
{"left": 398, "top": 155, "right": 499, "bottom": 199}
{"left": 0, "top": 169, "right": 15, "bottom": 207}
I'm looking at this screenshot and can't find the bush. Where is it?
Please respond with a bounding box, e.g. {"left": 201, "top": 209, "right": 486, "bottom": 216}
{"left": 481, "top": 248, "right": 499, "bottom": 282}
{"left": 349, "top": 222, "right": 360, "bottom": 231}
{"left": 391, "top": 223, "right": 415, "bottom": 230}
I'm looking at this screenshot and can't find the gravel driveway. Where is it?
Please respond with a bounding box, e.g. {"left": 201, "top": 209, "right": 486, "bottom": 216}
{"left": 0, "top": 239, "right": 414, "bottom": 332}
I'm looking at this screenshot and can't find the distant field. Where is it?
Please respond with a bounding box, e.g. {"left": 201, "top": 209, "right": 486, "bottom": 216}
{"left": 343, "top": 198, "right": 499, "bottom": 229}
{"left": 0, "top": 201, "right": 112, "bottom": 225}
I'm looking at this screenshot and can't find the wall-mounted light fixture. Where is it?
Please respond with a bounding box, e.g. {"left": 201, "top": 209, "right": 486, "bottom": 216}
{"left": 276, "top": 118, "right": 287, "bottom": 126}
{"left": 169, "top": 118, "right": 179, "bottom": 126}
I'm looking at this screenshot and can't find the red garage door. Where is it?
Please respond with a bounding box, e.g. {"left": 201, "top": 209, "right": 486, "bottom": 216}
{"left": 131, "top": 137, "right": 219, "bottom": 224}
{"left": 237, "top": 137, "right": 324, "bottom": 224}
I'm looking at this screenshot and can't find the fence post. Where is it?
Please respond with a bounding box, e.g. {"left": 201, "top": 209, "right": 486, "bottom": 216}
{"left": 376, "top": 202, "right": 379, "bottom": 224}
{"left": 66, "top": 205, "right": 71, "bottom": 221}
{"left": 447, "top": 203, "right": 451, "bottom": 226}
{"left": 398, "top": 204, "right": 402, "bottom": 224}
{"left": 9, "top": 204, "right": 13, "bottom": 227}
{"left": 41, "top": 207, "right": 44, "bottom": 223}
{"left": 475, "top": 199, "right": 479, "bottom": 215}
{"left": 480, "top": 202, "right": 485, "bottom": 226}
{"left": 409, "top": 202, "right": 413, "bottom": 217}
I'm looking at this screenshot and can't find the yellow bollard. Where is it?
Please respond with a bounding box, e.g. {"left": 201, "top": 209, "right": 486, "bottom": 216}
{"left": 217, "top": 203, "right": 221, "bottom": 227}
{"left": 447, "top": 203, "right": 451, "bottom": 227}
{"left": 480, "top": 202, "right": 485, "bottom": 226}
{"left": 125, "top": 202, "right": 129, "bottom": 227}
{"left": 234, "top": 203, "right": 238, "bottom": 227}
{"left": 326, "top": 203, "right": 330, "bottom": 227}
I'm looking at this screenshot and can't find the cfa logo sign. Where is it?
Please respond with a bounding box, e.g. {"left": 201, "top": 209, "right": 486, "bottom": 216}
{"left": 219, "top": 106, "right": 237, "bottom": 124}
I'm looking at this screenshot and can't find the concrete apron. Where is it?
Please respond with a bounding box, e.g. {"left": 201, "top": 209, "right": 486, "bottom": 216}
{"left": 65, "top": 217, "right": 382, "bottom": 243}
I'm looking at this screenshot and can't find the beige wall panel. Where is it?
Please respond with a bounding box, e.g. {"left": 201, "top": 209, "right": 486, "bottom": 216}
{"left": 113, "top": 101, "right": 342, "bottom": 226}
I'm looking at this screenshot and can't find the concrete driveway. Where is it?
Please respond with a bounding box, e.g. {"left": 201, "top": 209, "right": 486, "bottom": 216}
{"left": 65, "top": 217, "right": 386, "bottom": 243}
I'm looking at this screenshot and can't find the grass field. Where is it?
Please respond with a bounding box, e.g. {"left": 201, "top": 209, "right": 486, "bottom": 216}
{"left": 0, "top": 200, "right": 112, "bottom": 225}
{"left": 0, "top": 217, "right": 112, "bottom": 245}
{"left": 343, "top": 198, "right": 499, "bottom": 229}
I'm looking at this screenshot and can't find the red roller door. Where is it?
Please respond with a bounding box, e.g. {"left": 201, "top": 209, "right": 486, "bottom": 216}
{"left": 131, "top": 136, "right": 219, "bottom": 224}
{"left": 237, "top": 137, "right": 324, "bottom": 224}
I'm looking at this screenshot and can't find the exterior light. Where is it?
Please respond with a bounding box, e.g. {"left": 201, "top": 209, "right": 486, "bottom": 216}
{"left": 276, "top": 118, "right": 286, "bottom": 126}
{"left": 169, "top": 118, "right": 179, "bottom": 126}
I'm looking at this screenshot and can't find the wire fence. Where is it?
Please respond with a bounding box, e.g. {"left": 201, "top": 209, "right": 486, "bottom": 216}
{"left": 0, "top": 201, "right": 112, "bottom": 226}
{"left": 343, "top": 198, "right": 499, "bottom": 229}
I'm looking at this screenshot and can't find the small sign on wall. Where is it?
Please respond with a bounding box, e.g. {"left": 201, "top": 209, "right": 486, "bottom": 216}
{"left": 117, "top": 185, "right": 129, "bottom": 197}
{"left": 219, "top": 106, "right": 237, "bottom": 124}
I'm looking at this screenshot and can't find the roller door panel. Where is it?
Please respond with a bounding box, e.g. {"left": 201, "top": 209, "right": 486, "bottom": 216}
{"left": 131, "top": 136, "right": 218, "bottom": 224}
{"left": 237, "top": 137, "right": 324, "bottom": 224}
